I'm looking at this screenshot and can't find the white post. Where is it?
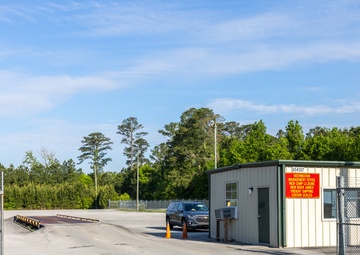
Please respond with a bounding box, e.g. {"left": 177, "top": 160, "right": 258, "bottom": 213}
{"left": 1, "top": 171, "right": 3, "bottom": 255}
{"left": 136, "top": 155, "right": 139, "bottom": 212}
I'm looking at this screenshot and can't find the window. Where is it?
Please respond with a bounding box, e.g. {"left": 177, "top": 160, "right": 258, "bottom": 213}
{"left": 177, "top": 203, "right": 183, "bottom": 211}
{"left": 324, "top": 189, "right": 336, "bottom": 219}
{"left": 226, "top": 182, "right": 237, "bottom": 206}
{"left": 324, "top": 188, "right": 360, "bottom": 219}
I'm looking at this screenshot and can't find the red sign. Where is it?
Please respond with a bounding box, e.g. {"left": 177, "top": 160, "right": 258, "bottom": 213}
{"left": 285, "top": 173, "right": 320, "bottom": 198}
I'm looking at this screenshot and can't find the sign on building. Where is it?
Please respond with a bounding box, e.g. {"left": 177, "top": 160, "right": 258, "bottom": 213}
{"left": 285, "top": 173, "right": 320, "bottom": 198}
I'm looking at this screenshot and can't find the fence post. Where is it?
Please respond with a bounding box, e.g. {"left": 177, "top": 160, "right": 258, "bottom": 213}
{"left": 1, "top": 172, "right": 4, "bottom": 255}
{"left": 337, "top": 176, "right": 346, "bottom": 255}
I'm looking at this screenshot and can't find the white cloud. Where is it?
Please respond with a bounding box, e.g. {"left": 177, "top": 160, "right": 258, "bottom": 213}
{"left": 122, "top": 39, "right": 360, "bottom": 78}
{"left": 2, "top": 37, "right": 359, "bottom": 118}
{"left": 0, "top": 118, "right": 124, "bottom": 171}
{"left": 206, "top": 13, "right": 292, "bottom": 43}
{"left": 1, "top": 0, "right": 360, "bottom": 118}
{"left": 70, "top": 1, "right": 206, "bottom": 37}
{"left": 208, "top": 98, "right": 360, "bottom": 116}
{"left": 0, "top": 71, "right": 122, "bottom": 116}
{"left": 219, "top": 1, "right": 360, "bottom": 43}
{"left": 0, "top": 117, "right": 164, "bottom": 172}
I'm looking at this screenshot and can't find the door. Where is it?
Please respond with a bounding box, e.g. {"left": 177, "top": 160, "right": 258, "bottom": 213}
{"left": 258, "top": 188, "right": 270, "bottom": 244}
{"left": 174, "top": 202, "right": 183, "bottom": 225}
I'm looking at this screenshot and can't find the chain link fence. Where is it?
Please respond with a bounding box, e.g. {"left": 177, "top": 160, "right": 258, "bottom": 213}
{"left": 108, "top": 199, "right": 209, "bottom": 211}
{"left": 337, "top": 176, "right": 360, "bottom": 255}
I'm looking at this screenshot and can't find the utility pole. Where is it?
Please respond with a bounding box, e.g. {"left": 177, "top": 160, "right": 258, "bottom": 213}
{"left": 1, "top": 172, "right": 4, "bottom": 255}
{"left": 136, "top": 154, "right": 139, "bottom": 212}
{"left": 214, "top": 121, "right": 217, "bottom": 169}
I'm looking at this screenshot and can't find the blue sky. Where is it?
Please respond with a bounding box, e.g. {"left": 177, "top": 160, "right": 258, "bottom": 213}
{"left": 1, "top": 0, "right": 359, "bottom": 173}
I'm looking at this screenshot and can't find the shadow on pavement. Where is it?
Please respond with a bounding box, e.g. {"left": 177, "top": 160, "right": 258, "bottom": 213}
{"left": 144, "top": 226, "right": 337, "bottom": 255}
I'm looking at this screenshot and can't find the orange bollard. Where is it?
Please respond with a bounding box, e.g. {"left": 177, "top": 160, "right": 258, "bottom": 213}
{"left": 182, "top": 223, "right": 188, "bottom": 239}
{"left": 165, "top": 222, "right": 171, "bottom": 238}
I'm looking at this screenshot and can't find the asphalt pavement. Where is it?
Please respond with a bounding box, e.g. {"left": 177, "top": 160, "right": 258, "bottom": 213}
{"left": 4, "top": 209, "right": 337, "bottom": 255}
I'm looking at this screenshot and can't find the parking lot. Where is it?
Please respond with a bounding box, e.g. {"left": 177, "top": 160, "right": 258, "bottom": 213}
{"left": 4, "top": 209, "right": 335, "bottom": 254}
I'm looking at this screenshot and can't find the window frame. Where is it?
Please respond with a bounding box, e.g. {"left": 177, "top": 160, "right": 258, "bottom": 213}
{"left": 323, "top": 188, "right": 337, "bottom": 220}
{"left": 323, "top": 187, "right": 360, "bottom": 220}
{"left": 225, "top": 181, "right": 238, "bottom": 207}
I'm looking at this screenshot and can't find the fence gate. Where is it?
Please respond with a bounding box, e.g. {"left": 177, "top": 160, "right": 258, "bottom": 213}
{"left": 337, "top": 176, "right": 360, "bottom": 255}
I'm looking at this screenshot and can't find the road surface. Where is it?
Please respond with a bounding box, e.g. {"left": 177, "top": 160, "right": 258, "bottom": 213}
{"left": 4, "top": 209, "right": 335, "bottom": 255}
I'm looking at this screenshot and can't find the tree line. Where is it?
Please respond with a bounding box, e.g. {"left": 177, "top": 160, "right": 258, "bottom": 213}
{"left": 1, "top": 107, "right": 360, "bottom": 209}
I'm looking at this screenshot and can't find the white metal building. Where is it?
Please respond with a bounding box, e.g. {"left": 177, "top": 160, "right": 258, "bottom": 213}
{"left": 207, "top": 160, "right": 360, "bottom": 248}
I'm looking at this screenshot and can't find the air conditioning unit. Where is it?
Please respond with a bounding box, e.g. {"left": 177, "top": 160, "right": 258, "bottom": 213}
{"left": 215, "top": 208, "right": 224, "bottom": 220}
{"left": 223, "top": 206, "right": 238, "bottom": 219}
{"left": 215, "top": 206, "right": 238, "bottom": 220}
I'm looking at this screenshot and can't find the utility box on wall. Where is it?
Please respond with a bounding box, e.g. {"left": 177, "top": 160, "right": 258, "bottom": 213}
{"left": 215, "top": 208, "right": 224, "bottom": 220}
{"left": 223, "top": 206, "right": 237, "bottom": 219}
{"left": 215, "top": 206, "right": 238, "bottom": 220}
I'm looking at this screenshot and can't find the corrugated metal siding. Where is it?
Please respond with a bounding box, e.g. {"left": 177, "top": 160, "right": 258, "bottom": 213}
{"left": 285, "top": 166, "right": 360, "bottom": 248}
{"left": 209, "top": 165, "right": 278, "bottom": 247}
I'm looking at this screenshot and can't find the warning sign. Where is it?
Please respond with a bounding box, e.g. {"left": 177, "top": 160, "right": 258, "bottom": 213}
{"left": 285, "top": 173, "right": 320, "bottom": 198}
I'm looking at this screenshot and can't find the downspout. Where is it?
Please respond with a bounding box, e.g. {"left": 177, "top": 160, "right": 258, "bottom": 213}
{"left": 277, "top": 165, "right": 282, "bottom": 247}
{"left": 277, "top": 164, "right": 286, "bottom": 247}
{"left": 208, "top": 172, "right": 211, "bottom": 239}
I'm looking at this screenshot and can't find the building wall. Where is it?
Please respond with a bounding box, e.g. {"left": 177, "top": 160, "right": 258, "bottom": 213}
{"left": 284, "top": 166, "right": 360, "bottom": 247}
{"left": 209, "top": 165, "right": 278, "bottom": 247}
{"left": 209, "top": 161, "right": 360, "bottom": 249}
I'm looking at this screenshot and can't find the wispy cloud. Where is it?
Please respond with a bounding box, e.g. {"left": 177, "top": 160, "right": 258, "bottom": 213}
{"left": 0, "top": 4, "right": 40, "bottom": 24}
{"left": 1, "top": 0, "right": 360, "bottom": 118}
{"left": 2, "top": 36, "right": 359, "bottom": 117}
{"left": 0, "top": 1, "right": 201, "bottom": 36}
{"left": 119, "top": 39, "right": 360, "bottom": 78}
{"left": 67, "top": 0, "right": 360, "bottom": 44}
{"left": 2, "top": 0, "right": 360, "bottom": 39}
{"left": 0, "top": 71, "right": 121, "bottom": 116}
{"left": 69, "top": 1, "right": 207, "bottom": 37}
{"left": 0, "top": 118, "right": 122, "bottom": 169}
{"left": 208, "top": 98, "right": 360, "bottom": 116}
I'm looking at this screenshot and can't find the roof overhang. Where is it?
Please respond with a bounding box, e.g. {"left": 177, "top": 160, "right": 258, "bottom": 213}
{"left": 206, "top": 160, "right": 360, "bottom": 175}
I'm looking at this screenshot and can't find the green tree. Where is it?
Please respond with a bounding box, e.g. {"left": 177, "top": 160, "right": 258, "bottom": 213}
{"left": 301, "top": 127, "right": 331, "bottom": 160}
{"left": 4, "top": 164, "right": 29, "bottom": 186}
{"left": 219, "top": 137, "right": 246, "bottom": 166}
{"left": 38, "top": 147, "right": 56, "bottom": 167}
{"left": 283, "top": 120, "right": 304, "bottom": 159}
{"left": 242, "top": 120, "right": 270, "bottom": 162}
{"left": 97, "top": 184, "right": 118, "bottom": 209}
{"left": 218, "top": 121, "right": 253, "bottom": 166}
{"left": 117, "top": 117, "right": 149, "bottom": 168}
{"left": 222, "top": 121, "right": 253, "bottom": 140}
{"left": 117, "top": 117, "right": 149, "bottom": 199}
{"left": 325, "top": 128, "right": 354, "bottom": 161}
{"left": 78, "top": 132, "right": 113, "bottom": 205}
{"left": 159, "top": 107, "right": 222, "bottom": 198}
{"left": 349, "top": 127, "right": 360, "bottom": 161}
{"left": 23, "top": 151, "right": 48, "bottom": 184}
{"left": 262, "top": 135, "right": 292, "bottom": 161}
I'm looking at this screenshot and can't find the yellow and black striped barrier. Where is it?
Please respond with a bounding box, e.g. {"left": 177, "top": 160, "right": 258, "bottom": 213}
{"left": 14, "top": 215, "right": 42, "bottom": 229}
{"left": 56, "top": 214, "right": 101, "bottom": 223}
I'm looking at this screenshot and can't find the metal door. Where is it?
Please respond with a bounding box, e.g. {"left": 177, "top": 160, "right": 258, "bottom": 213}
{"left": 258, "top": 188, "right": 270, "bottom": 244}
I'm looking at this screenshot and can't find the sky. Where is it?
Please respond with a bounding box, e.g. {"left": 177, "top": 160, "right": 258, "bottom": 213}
{"left": 1, "top": 0, "right": 360, "bottom": 173}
